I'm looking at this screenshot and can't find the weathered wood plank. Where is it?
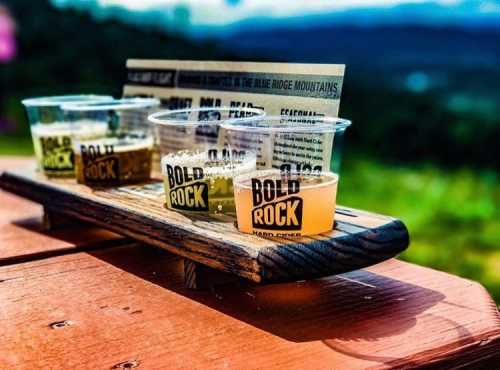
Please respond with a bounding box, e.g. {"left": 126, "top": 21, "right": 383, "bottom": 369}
{"left": 0, "top": 246, "right": 498, "bottom": 369}
{"left": 0, "top": 188, "right": 128, "bottom": 265}
{"left": 0, "top": 158, "right": 128, "bottom": 264}
{"left": 0, "top": 166, "right": 409, "bottom": 283}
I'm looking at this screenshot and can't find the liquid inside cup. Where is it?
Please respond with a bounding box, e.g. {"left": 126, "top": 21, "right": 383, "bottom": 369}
{"left": 31, "top": 122, "right": 108, "bottom": 177}
{"left": 233, "top": 169, "right": 339, "bottom": 237}
{"left": 23, "top": 95, "right": 113, "bottom": 177}
{"left": 161, "top": 148, "right": 256, "bottom": 214}
{"left": 73, "top": 134, "right": 154, "bottom": 186}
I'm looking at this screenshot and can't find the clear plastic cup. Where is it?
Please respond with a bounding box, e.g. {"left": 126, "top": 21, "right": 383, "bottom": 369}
{"left": 220, "top": 116, "right": 351, "bottom": 237}
{"left": 21, "top": 94, "right": 113, "bottom": 177}
{"left": 148, "top": 107, "right": 265, "bottom": 215}
{"left": 62, "top": 98, "right": 160, "bottom": 186}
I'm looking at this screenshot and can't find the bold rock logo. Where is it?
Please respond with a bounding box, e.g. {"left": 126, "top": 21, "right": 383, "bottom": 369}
{"left": 40, "top": 136, "right": 74, "bottom": 171}
{"left": 81, "top": 145, "right": 118, "bottom": 184}
{"left": 251, "top": 178, "right": 303, "bottom": 231}
{"left": 165, "top": 164, "right": 208, "bottom": 211}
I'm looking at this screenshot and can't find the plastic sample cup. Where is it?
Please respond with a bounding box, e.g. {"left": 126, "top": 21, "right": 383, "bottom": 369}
{"left": 62, "top": 98, "right": 160, "bottom": 186}
{"left": 149, "top": 107, "right": 265, "bottom": 215}
{"left": 221, "top": 116, "right": 351, "bottom": 237}
{"left": 22, "top": 95, "right": 113, "bottom": 177}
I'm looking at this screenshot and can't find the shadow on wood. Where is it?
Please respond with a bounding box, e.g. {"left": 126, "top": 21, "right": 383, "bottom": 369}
{"left": 88, "top": 244, "right": 446, "bottom": 344}
{"left": 85, "top": 245, "right": 500, "bottom": 368}
{"left": 0, "top": 213, "right": 130, "bottom": 267}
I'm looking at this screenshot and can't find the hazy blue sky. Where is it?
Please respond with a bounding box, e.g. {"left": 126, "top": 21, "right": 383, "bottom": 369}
{"left": 53, "top": 0, "right": 500, "bottom": 26}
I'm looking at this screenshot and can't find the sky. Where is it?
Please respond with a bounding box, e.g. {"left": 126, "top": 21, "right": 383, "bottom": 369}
{"left": 99, "top": 1, "right": 456, "bottom": 25}
{"left": 97, "top": 0, "right": 460, "bottom": 12}
{"left": 51, "top": 0, "right": 500, "bottom": 29}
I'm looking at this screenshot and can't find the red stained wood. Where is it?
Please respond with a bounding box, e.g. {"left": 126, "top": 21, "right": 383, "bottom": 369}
{"left": 1, "top": 157, "right": 498, "bottom": 369}
{"left": 0, "top": 158, "right": 126, "bottom": 265}
{"left": 0, "top": 245, "right": 498, "bottom": 369}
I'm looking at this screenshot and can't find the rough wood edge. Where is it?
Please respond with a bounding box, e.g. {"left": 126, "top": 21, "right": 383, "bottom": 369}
{"left": 257, "top": 219, "right": 409, "bottom": 283}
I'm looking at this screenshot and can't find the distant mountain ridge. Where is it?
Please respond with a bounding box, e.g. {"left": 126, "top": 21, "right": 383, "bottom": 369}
{"left": 197, "top": 1, "right": 500, "bottom": 38}
{"left": 234, "top": 23, "right": 500, "bottom": 122}
{"left": 219, "top": 24, "right": 500, "bottom": 67}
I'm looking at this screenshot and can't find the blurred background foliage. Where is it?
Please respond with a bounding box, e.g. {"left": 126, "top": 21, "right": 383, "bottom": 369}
{"left": 0, "top": 0, "right": 498, "bottom": 300}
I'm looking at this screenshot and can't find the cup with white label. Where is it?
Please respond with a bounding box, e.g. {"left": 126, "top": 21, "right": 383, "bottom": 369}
{"left": 22, "top": 95, "right": 113, "bottom": 177}
{"left": 220, "top": 116, "right": 351, "bottom": 237}
{"left": 62, "top": 98, "right": 160, "bottom": 186}
{"left": 148, "top": 107, "right": 265, "bottom": 215}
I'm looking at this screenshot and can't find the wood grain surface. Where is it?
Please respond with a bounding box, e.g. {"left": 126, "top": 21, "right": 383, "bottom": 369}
{"left": 0, "top": 157, "right": 128, "bottom": 264}
{"left": 1, "top": 158, "right": 498, "bottom": 369}
{"left": 0, "top": 244, "right": 498, "bottom": 370}
{"left": 0, "top": 165, "right": 409, "bottom": 283}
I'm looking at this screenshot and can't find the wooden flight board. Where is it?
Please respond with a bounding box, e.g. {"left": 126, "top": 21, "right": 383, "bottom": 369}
{"left": 0, "top": 166, "right": 409, "bottom": 284}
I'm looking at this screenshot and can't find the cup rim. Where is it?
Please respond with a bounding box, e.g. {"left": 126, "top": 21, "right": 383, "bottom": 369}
{"left": 21, "top": 95, "right": 113, "bottom": 107}
{"left": 61, "top": 98, "right": 160, "bottom": 111}
{"left": 220, "top": 115, "right": 352, "bottom": 133}
{"left": 148, "top": 107, "right": 266, "bottom": 127}
{"left": 233, "top": 169, "right": 340, "bottom": 190}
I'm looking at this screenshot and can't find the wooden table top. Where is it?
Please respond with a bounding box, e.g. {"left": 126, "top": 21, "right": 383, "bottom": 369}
{"left": 1, "top": 157, "right": 499, "bottom": 369}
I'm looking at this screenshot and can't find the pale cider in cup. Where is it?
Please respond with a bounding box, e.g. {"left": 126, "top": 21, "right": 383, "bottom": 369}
{"left": 149, "top": 107, "right": 266, "bottom": 216}
{"left": 62, "top": 98, "right": 160, "bottom": 186}
{"left": 221, "top": 115, "right": 351, "bottom": 237}
{"left": 73, "top": 135, "right": 154, "bottom": 186}
{"left": 161, "top": 148, "right": 256, "bottom": 214}
{"left": 22, "top": 95, "right": 113, "bottom": 177}
{"left": 234, "top": 170, "right": 338, "bottom": 237}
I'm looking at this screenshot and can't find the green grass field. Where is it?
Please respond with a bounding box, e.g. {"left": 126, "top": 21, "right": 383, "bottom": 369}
{"left": 339, "top": 156, "right": 500, "bottom": 302}
{"left": 0, "top": 136, "right": 34, "bottom": 156}
{"left": 1, "top": 137, "right": 498, "bottom": 301}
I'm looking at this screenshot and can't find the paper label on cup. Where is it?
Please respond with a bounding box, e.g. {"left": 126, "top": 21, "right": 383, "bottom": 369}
{"left": 161, "top": 148, "right": 256, "bottom": 214}
{"left": 123, "top": 60, "right": 344, "bottom": 171}
{"left": 39, "top": 135, "right": 74, "bottom": 172}
{"left": 74, "top": 136, "right": 154, "bottom": 186}
{"left": 163, "top": 164, "right": 209, "bottom": 212}
{"left": 79, "top": 144, "right": 120, "bottom": 185}
{"left": 251, "top": 177, "right": 303, "bottom": 235}
{"left": 31, "top": 125, "right": 74, "bottom": 173}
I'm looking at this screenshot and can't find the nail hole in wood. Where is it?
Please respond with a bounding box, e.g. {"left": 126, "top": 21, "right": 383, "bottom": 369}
{"left": 111, "top": 360, "right": 140, "bottom": 369}
{"left": 479, "top": 338, "right": 492, "bottom": 346}
{"left": 49, "top": 320, "right": 73, "bottom": 329}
